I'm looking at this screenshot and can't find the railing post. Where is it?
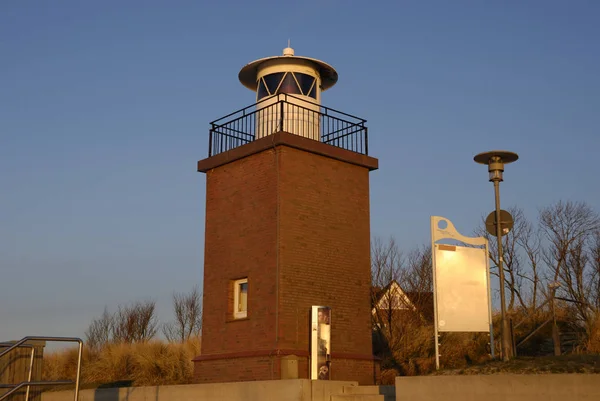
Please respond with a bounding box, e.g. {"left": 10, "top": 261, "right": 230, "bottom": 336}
{"left": 209, "top": 125, "right": 214, "bottom": 157}
{"left": 364, "top": 125, "right": 369, "bottom": 155}
{"left": 279, "top": 99, "right": 284, "bottom": 133}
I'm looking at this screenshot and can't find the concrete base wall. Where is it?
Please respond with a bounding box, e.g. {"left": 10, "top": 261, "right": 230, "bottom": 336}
{"left": 194, "top": 355, "right": 378, "bottom": 385}
{"left": 396, "top": 374, "right": 600, "bottom": 401}
{"left": 41, "top": 379, "right": 358, "bottom": 401}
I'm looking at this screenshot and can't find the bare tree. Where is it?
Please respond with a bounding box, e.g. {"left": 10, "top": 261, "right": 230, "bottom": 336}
{"left": 163, "top": 287, "right": 203, "bottom": 343}
{"left": 540, "top": 201, "right": 599, "bottom": 281}
{"left": 402, "top": 245, "right": 432, "bottom": 294}
{"left": 516, "top": 215, "right": 544, "bottom": 313}
{"left": 540, "top": 201, "right": 600, "bottom": 335}
{"left": 112, "top": 300, "right": 158, "bottom": 343}
{"left": 85, "top": 307, "right": 113, "bottom": 351}
{"left": 370, "top": 237, "right": 404, "bottom": 364}
{"left": 371, "top": 238, "right": 436, "bottom": 373}
{"left": 555, "top": 232, "right": 600, "bottom": 334}
{"left": 590, "top": 230, "right": 600, "bottom": 312}
{"left": 371, "top": 237, "right": 402, "bottom": 289}
{"left": 476, "top": 206, "right": 542, "bottom": 312}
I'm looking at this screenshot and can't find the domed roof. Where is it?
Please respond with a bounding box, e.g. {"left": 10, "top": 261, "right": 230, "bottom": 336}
{"left": 239, "top": 48, "right": 338, "bottom": 92}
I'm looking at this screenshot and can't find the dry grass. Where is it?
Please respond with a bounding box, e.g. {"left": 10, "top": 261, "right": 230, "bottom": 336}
{"left": 377, "top": 309, "right": 600, "bottom": 382}
{"left": 432, "top": 354, "right": 600, "bottom": 375}
{"left": 585, "top": 318, "right": 600, "bottom": 353}
{"left": 377, "top": 318, "right": 490, "bottom": 381}
{"left": 43, "top": 337, "right": 201, "bottom": 387}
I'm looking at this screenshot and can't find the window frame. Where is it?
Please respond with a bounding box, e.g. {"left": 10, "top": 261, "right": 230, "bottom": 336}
{"left": 263, "top": 72, "right": 285, "bottom": 96}
{"left": 233, "top": 278, "right": 248, "bottom": 319}
{"left": 257, "top": 78, "right": 269, "bottom": 100}
{"left": 277, "top": 72, "right": 302, "bottom": 95}
{"left": 293, "top": 72, "right": 316, "bottom": 98}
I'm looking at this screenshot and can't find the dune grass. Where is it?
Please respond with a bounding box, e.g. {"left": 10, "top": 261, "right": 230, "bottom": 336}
{"left": 43, "top": 337, "right": 201, "bottom": 388}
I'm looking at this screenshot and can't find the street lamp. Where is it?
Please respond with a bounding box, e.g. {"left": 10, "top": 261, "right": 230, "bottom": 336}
{"left": 474, "top": 150, "right": 519, "bottom": 362}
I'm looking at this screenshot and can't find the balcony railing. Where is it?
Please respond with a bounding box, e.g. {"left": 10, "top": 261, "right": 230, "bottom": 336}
{"left": 208, "top": 94, "right": 368, "bottom": 157}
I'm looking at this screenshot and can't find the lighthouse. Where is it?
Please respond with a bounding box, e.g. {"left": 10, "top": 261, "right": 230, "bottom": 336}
{"left": 194, "top": 47, "right": 379, "bottom": 384}
{"left": 238, "top": 45, "right": 337, "bottom": 140}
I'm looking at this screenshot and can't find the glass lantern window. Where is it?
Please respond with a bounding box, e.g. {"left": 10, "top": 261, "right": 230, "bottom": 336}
{"left": 259, "top": 72, "right": 318, "bottom": 99}
{"left": 263, "top": 72, "right": 284, "bottom": 95}
{"left": 278, "top": 73, "right": 301, "bottom": 95}
{"left": 257, "top": 79, "right": 269, "bottom": 100}
{"left": 308, "top": 82, "right": 317, "bottom": 99}
{"left": 294, "top": 73, "right": 316, "bottom": 97}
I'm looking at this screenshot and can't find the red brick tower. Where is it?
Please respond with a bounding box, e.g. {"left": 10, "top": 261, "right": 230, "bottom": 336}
{"left": 193, "top": 47, "right": 379, "bottom": 384}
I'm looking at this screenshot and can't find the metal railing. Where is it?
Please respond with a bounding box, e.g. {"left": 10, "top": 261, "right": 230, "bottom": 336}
{"left": 0, "top": 343, "right": 35, "bottom": 401}
{"left": 208, "top": 93, "right": 368, "bottom": 157}
{"left": 0, "top": 337, "right": 83, "bottom": 401}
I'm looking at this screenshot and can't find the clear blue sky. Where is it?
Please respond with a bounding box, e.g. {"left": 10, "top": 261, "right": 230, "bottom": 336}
{"left": 1, "top": 1, "right": 599, "bottom": 346}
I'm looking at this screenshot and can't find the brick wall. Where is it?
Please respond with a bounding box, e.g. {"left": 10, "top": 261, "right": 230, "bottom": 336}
{"left": 195, "top": 133, "right": 378, "bottom": 383}
{"left": 200, "top": 149, "right": 279, "bottom": 356}
{"left": 331, "top": 358, "right": 379, "bottom": 385}
{"left": 194, "top": 355, "right": 276, "bottom": 383}
{"left": 277, "top": 146, "right": 373, "bottom": 357}
{"left": 194, "top": 354, "right": 311, "bottom": 384}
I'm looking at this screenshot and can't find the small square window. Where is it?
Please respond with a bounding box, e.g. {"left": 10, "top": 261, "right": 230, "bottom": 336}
{"left": 233, "top": 278, "right": 248, "bottom": 319}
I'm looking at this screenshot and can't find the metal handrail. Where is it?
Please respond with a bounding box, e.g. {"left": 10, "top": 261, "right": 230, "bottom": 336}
{"left": 513, "top": 298, "right": 551, "bottom": 330}
{"left": 211, "top": 93, "right": 366, "bottom": 129}
{"left": 208, "top": 93, "right": 368, "bottom": 157}
{"left": 0, "top": 381, "right": 73, "bottom": 401}
{"left": 0, "top": 337, "right": 83, "bottom": 401}
{"left": 209, "top": 93, "right": 366, "bottom": 126}
{"left": 516, "top": 318, "right": 552, "bottom": 348}
{"left": 284, "top": 93, "right": 367, "bottom": 123}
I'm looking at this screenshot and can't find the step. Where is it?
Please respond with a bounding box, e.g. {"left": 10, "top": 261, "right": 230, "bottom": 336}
{"left": 331, "top": 395, "right": 385, "bottom": 401}
{"left": 343, "top": 385, "right": 395, "bottom": 396}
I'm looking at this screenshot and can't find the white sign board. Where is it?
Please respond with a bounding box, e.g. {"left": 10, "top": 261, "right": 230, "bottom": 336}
{"left": 434, "top": 244, "right": 490, "bottom": 332}
{"left": 430, "top": 216, "right": 493, "bottom": 370}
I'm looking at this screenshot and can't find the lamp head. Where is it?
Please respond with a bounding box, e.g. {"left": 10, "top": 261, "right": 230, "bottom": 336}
{"left": 474, "top": 151, "right": 519, "bottom": 182}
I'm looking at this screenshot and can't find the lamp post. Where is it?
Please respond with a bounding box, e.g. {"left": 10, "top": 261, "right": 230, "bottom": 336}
{"left": 474, "top": 150, "right": 519, "bottom": 362}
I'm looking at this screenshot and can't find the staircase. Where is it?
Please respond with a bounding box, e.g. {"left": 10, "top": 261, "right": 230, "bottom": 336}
{"left": 329, "top": 385, "right": 395, "bottom": 401}
{"left": 0, "top": 336, "right": 82, "bottom": 401}
{"left": 559, "top": 331, "right": 583, "bottom": 354}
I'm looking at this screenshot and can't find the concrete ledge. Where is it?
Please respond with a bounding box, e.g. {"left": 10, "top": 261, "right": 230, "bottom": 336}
{"left": 395, "top": 374, "right": 600, "bottom": 401}
{"left": 192, "top": 348, "right": 309, "bottom": 361}
{"left": 41, "top": 379, "right": 359, "bottom": 401}
{"left": 198, "top": 131, "right": 379, "bottom": 172}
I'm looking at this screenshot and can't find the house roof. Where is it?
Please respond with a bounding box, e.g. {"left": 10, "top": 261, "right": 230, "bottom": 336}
{"left": 371, "top": 280, "right": 434, "bottom": 323}
{"left": 404, "top": 291, "right": 434, "bottom": 322}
